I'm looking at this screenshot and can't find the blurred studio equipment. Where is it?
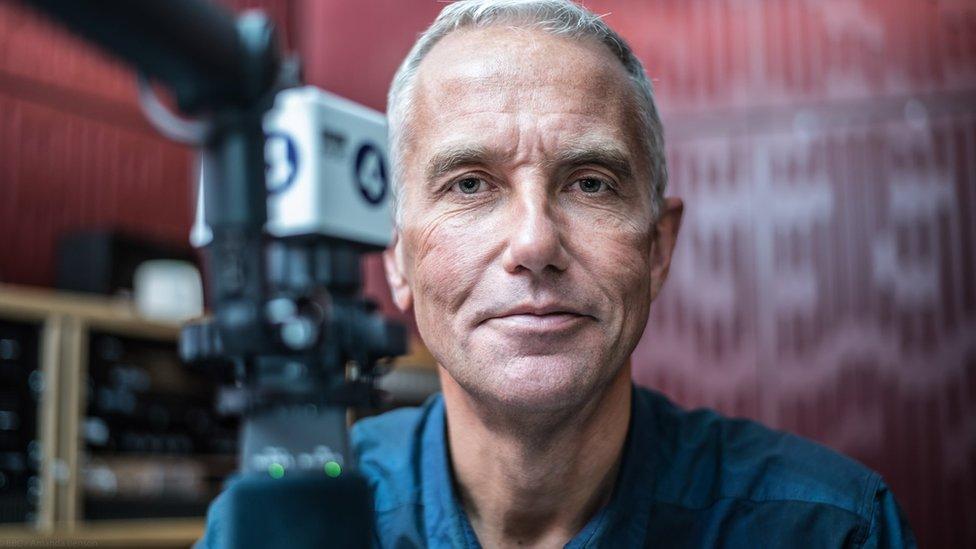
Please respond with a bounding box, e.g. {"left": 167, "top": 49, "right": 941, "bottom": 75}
{"left": 7, "top": 0, "right": 409, "bottom": 547}
{"left": 55, "top": 230, "right": 197, "bottom": 300}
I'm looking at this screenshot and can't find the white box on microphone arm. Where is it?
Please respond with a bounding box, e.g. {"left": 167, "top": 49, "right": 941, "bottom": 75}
{"left": 192, "top": 86, "right": 395, "bottom": 250}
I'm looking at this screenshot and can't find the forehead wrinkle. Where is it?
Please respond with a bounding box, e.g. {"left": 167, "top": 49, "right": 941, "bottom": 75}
{"left": 415, "top": 28, "right": 630, "bottom": 115}
{"left": 425, "top": 72, "right": 625, "bottom": 121}
{"left": 408, "top": 26, "right": 636, "bottom": 128}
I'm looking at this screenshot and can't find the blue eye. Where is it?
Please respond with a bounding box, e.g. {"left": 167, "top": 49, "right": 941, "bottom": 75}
{"left": 576, "top": 177, "right": 607, "bottom": 193}
{"left": 455, "top": 177, "right": 485, "bottom": 194}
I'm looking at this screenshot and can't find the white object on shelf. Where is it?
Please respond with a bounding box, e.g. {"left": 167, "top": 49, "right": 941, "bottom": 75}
{"left": 133, "top": 260, "right": 203, "bottom": 322}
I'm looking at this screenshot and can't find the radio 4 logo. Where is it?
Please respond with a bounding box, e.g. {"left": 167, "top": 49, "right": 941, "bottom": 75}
{"left": 354, "top": 143, "right": 388, "bottom": 206}
{"left": 265, "top": 132, "right": 299, "bottom": 194}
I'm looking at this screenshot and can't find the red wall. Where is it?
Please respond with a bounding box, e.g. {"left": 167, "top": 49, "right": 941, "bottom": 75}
{"left": 0, "top": 0, "right": 295, "bottom": 286}
{"left": 2, "top": 1, "right": 975, "bottom": 546}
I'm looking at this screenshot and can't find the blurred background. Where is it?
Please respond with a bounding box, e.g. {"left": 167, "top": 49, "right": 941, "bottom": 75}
{"left": 0, "top": 0, "right": 974, "bottom": 547}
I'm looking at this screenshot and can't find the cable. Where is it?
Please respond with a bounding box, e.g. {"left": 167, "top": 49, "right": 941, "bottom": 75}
{"left": 137, "top": 74, "right": 211, "bottom": 145}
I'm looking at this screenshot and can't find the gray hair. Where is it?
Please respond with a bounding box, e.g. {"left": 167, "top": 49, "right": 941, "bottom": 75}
{"left": 387, "top": 0, "right": 667, "bottom": 225}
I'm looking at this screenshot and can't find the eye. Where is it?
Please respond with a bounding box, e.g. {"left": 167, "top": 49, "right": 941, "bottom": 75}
{"left": 571, "top": 177, "right": 611, "bottom": 194}
{"left": 453, "top": 177, "right": 488, "bottom": 195}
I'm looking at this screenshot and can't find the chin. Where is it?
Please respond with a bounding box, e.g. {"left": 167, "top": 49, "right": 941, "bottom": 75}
{"left": 465, "top": 353, "right": 613, "bottom": 414}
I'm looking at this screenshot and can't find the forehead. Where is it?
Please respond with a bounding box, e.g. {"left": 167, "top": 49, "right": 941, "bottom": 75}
{"left": 406, "top": 26, "right": 643, "bottom": 164}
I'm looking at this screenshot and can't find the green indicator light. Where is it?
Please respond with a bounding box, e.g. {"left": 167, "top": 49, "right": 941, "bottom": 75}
{"left": 324, "top": 460, "right": 342, "bottom": 478}
{"left": 268, "top": 462, "right": 285, "bottom": 479}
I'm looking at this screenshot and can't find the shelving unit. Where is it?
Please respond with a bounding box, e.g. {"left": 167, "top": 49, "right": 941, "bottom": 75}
{"left": 0, "top": 285, "right": 202, "bottom": 547}
{"left": 0, "top": 284, "right": 438, "bottom": 547}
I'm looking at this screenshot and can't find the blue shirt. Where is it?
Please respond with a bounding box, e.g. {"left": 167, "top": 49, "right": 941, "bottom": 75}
{"left": 199, "top": 385, "right": 915, "bottom": 548}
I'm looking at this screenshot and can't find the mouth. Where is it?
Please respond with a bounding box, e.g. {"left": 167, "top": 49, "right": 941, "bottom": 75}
{"left": 487, "top": 312, "right": 590, "bottom": 331}
{"left": 480, "top": 304, "right": 595, "bottom": 333}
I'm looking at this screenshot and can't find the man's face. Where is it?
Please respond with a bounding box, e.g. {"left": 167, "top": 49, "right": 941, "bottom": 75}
{"left": 385, "top": 26, "right": 680, "bottom": 411}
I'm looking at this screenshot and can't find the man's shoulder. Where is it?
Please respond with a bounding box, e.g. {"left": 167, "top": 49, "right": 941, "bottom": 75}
{"left": 636, "top": 387, "right": 880, "bottom": 520}
{"left": 350, "top": 394, "right": 442, "bottom": 511}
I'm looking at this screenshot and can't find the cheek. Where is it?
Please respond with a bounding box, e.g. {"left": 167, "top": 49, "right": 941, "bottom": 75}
{"left": 571, "top": 213, "right": 654, "bottom": 307}
{"left": 405, "top": 211, "right": 499, "bottom": 317}
{"left": 574, "top": 211, "right": 651, "bottom": 276}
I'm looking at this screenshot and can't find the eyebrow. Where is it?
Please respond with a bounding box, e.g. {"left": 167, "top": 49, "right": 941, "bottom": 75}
{"left": 547, "top": 143, "right": 635, "bottom": 182}
{"left": 425, "top": 145, "right": 499, "bottom": 183}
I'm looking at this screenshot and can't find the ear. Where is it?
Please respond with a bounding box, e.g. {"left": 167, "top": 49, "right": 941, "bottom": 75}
{"left": 383, "top": 230, "right": 413, "bottom": 312}
{"left": 648, "top": 197, "right": 684, "bottom": 302}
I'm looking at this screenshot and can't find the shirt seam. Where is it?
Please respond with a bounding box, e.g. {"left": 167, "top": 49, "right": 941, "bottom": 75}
{"left": 853, "top": 472, "right": 883, "bottom": 548}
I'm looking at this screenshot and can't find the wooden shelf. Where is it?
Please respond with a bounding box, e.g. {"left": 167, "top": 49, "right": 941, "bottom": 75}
{"left": 0, "top": 285, "right": 195, "bottom": 540}
{"left": 0, "top": 284, "right": 182, "bottom": 340}
{"left": 0, "top": 518, "right": 203, "bottom": 547}
{"left": 0, "top": 284, "right": 437, "bottom": 545}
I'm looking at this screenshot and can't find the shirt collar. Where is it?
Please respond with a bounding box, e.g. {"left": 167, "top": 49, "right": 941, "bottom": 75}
{"left": 420, "top": 384, "right": 658, "bottom": 548}
{"left": 420, "top": 395, "right": 474, "bottom": 547}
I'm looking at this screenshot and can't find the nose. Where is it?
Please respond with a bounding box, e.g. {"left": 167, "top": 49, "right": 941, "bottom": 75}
{"left": 501, "top": 188, "right": 571, "bottom": 275}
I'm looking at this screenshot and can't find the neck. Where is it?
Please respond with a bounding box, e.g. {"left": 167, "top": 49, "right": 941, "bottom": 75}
{"left": 439, "top": 363, "right": 632, "bottom": 548}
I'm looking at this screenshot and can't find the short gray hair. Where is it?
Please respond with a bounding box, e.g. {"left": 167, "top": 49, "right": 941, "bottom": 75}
{"left": 387, "top": 0, "right": 667, "bottom": 225}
